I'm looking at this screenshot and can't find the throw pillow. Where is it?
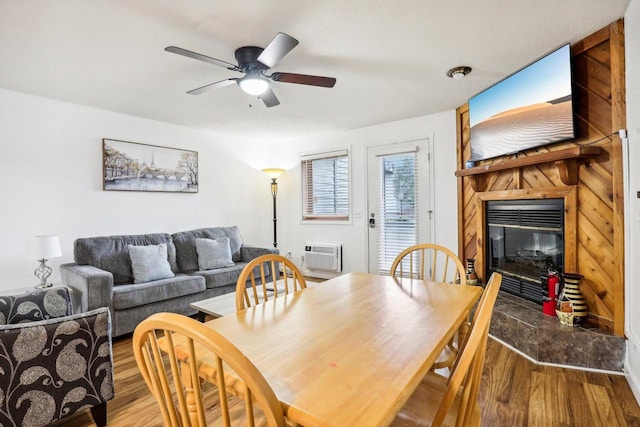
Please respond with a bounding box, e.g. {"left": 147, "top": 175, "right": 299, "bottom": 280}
{"left": 196, "top": 237, "right": 235, "bottom": 270}
{"left": 128, "top": 243, "right": 175, "bottom": 283}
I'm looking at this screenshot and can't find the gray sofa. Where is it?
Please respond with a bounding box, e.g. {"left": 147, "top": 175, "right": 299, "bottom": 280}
{"left": 60, "top": 226, "right": 276, "bottom": 337}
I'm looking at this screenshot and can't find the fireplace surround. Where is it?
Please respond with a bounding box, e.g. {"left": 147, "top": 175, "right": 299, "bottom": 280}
{"left": 474, "top": 189, "right": 624, "bottom": 371}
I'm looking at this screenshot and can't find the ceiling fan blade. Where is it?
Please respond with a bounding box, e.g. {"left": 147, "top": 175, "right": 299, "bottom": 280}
{"left": 259, "top": 87, "right": 280, "bottom": 107}
{"left": 187, "top": 79, "right": 238, "bottom": 95}
{"left": 165, "top": 46, "right": 240, "bottom": 71}
{"left": 257, "top": 33, "right": 299, "bottom": 69}
{"left": 270, "top": 72, "right": 336, "bottom": 88}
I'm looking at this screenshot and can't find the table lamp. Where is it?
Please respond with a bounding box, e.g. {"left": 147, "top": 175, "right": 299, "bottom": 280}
{"left": 28, "top": 235, "right": 62, "bottom": 288}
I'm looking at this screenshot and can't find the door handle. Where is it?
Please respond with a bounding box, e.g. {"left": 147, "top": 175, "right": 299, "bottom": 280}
{"left": 369, "top": 216, "right": 376, "bottom": 228}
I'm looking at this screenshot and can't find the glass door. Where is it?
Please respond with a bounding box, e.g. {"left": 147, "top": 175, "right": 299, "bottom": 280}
{"left": 367, "top": 140, "right": 431, "bottom": 274}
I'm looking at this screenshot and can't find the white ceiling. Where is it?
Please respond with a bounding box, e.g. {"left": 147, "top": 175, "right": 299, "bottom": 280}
{"left": 0, "top": 0, "right": 630, "bottom": 143}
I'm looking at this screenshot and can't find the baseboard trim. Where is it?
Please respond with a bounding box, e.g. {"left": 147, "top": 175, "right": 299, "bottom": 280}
{"left": 625, "top": 333, "right": 640, "bottom": 406}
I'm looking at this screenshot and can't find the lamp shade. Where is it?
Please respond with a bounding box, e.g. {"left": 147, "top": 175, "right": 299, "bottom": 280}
{"left": 262, "top": 168, "right": 286, "bottom": 180}
{"left": 28, "top": 235, "right": 62, "bottom": 259}
{"left": 239, "top": 76, "right": 269, "bottom": 96}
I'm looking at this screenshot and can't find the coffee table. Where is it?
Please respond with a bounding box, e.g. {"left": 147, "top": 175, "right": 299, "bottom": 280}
{"left": 190, "top": 279, "right": 318, "bottom": 319}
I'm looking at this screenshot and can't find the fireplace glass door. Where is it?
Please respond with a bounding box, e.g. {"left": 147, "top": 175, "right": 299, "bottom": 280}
{"left": 486, "top": 199, "right": 564, "bottom": 303}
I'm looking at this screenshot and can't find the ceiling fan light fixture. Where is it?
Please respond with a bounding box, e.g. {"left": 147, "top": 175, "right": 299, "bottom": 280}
{"left": 446, "top": 66, "right": 472, "bottom": 80}
{"left": 238, "top": 75, "right": 269, "bottom": 96}
{"left": 166, "top": 33, "right": 336, "bottom": 107}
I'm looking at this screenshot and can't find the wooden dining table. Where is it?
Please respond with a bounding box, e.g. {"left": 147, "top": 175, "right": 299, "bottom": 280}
{"left": 174, "top": 272, "right": 482, "bottom": 426}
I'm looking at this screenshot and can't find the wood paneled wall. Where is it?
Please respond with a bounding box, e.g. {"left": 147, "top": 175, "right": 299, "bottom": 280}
{"left": 456, "top": 20, "right": 626, "bottom": 336}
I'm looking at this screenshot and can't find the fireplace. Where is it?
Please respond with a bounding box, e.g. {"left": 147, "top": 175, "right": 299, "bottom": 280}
{"left": 486, "top": 199, "right": 564, "bottom": 304}
{"left": 480, "top": 197, "right": 625, "bottom": 372}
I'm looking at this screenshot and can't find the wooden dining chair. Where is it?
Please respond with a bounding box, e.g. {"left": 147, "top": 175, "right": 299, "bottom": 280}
{"left": 390, "top": 243, "right": 468, "bottom": 370}
{"left": 236, "top": 253, "right": 307, "bottom": 312}
{"left": 132, "top": 312, "right": 287, "bottom": 427}
{"left": 391, "top": 272, "right": 502, "bottom": 427}
{"left": 390, "top": 243, "right": 467, "bottom": 284}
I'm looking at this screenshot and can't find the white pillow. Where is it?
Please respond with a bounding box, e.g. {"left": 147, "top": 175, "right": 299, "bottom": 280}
{"left": 196, "top": 237, "right": 235, "bottom": 270}
{"left": 128, "top": 243, "right": 175, "bottom": 283}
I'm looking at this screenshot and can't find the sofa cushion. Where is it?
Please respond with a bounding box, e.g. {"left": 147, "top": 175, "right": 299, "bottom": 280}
{"left": 189, "top": 262, "right": 247, "bottom": 289}
{"left": 111, "top": 274, "right": 205, "bottom": 310}
{"left": 188, "top": 261, "right": 273, "bottom": 289}
{"left": 128, "top": 243, "right": 175, "bottom": 283}
{"left": 172, "top": 226, "right": 244, "bottom": 272}
{"left": 74, "top": 233, "right": 178, "bottom": 285}
{"left": 196, "top": 237, "right": 235, "bottom": 270}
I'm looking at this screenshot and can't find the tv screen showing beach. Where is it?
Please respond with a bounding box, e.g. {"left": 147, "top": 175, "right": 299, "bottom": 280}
{"left": 469, "top": 44, "right": 574, "bottom": 162}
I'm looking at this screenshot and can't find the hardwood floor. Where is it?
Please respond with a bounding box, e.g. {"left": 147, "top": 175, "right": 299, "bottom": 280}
{"left": 479, "top": 339, "right": 640, "bottom": 427}
{"left": 52, "top": 333, "right": 235, "bottom": 427}
{"left": 54, "top": 334, "right": 640, "bottom": 426}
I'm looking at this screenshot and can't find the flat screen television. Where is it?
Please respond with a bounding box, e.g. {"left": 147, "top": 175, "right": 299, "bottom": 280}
{"left": 468, "top": 44, "right": 574, "bottom": 162}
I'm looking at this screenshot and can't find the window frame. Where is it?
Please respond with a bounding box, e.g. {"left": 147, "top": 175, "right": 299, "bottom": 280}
{"left": 300, "top": 148, "right": 351, "bottom": 223}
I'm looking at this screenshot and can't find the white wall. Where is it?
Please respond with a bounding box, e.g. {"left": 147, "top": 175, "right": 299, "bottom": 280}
{"left": 272, "top": 110, "right": 459, "bottom": 273}
{"left": 0, "top": 88, "right": 275, "bottom": 291}
{"left": 0, "top": 89, "right": 459, "bottom": 291}
{"left": 624, "top": 2, "right": 640, "bottom": 403}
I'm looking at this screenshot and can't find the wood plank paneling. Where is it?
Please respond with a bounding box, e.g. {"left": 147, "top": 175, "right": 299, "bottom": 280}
{"left": 573, "top": 47, "right": 612, "bottom": 101}
{"left": 456, "top": 20, "right": 625, "bottom": 335}
{"left": 574, "top": 84, "right": 613, "bottom": 135}
{"left": 579, "top": 188, "right": 615, "bottom": 244}
{"left": 571, "top": 25, "right": 610, "bottom": 55}
{"left": 522, "top": 164, "right": 557, "bottom": 188}
{"left": 609, "top": 19, "right": 626, "bottom": 337}
{"left": 456, "top": 104, "right": 469, "bottom": 258}
{"left": 581, "top": 161, "right": 615, "bottom": 206}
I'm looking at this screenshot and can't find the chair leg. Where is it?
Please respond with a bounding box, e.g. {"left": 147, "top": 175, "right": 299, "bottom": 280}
{"left": 90, "top": 402, "right": 108, "bottom": 427}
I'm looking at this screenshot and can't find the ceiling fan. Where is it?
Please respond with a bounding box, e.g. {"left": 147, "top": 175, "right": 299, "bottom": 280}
{"left": 165, "top": 32, "right": 336, "bottom": 107}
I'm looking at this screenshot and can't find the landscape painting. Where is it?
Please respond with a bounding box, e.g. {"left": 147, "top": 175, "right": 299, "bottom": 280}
{"left": 103, "top": 139, "right": 198, "bottom": 193}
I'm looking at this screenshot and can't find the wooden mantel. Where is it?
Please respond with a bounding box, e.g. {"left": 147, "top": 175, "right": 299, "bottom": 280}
{"left": 454, "top": 146, "right": 602, "bottom": 192}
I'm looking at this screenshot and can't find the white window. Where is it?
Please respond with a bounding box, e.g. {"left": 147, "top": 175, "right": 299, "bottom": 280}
{"left": 301, "top": 149, "right": 350, "bottom": 221}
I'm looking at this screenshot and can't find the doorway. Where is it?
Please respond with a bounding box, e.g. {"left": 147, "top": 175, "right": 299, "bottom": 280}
{"left": 367, "top": 139, "right": 432, "bottom": 274}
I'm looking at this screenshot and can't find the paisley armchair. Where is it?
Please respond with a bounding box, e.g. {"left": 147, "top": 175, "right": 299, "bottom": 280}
{"left": 0, "top": 287, "right": 114, "bottom": 427}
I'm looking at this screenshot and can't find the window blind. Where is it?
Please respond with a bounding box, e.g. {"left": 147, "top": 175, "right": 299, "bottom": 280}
{"left": 301, "top": 150, "right": 349, "bottom": 220}
{"left": 377, "top": 152, "right": 418, "bottom": 275}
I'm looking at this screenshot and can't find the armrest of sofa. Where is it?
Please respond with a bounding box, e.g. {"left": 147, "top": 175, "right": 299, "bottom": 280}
{"left": 60, "top": 263, "right": 114, "bottom": 313}
{"left": 0, "top": 307, "right": 114, "bottom": 426}
{"left": 240, "top": 245, "right": 278, "bottom": 262}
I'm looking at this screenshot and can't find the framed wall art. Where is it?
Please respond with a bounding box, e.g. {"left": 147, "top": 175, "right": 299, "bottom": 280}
{"left": 103, "top": 138, "right": 198, "bottom": 193}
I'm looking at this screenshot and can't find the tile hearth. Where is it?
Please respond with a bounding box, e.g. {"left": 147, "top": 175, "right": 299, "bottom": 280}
{"left": 490, "top": 292, "right": 625, "bottom": 372}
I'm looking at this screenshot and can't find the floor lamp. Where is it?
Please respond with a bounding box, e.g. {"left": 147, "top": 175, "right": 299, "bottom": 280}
{"left": 262, "top": 168, "right": 285, "bottom": 248}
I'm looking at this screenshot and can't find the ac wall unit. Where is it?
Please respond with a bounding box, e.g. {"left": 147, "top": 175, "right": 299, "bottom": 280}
{"left": 304, "top": 243, "right": 342, "bottom": 272}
